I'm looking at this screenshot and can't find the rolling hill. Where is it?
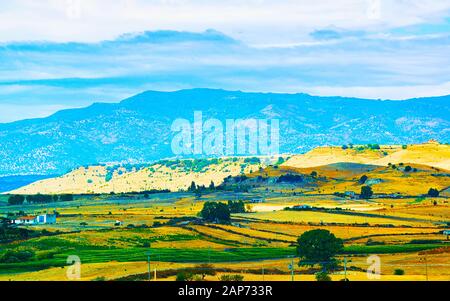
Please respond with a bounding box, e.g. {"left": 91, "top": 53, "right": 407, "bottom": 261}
{"left": 7, "top": 143, "right": 450, "bottom": 196}
{"left": 282, "top": 141, "right": 450, "bottom": 171}
{"left": 8, "top": 157, "right": 272, "bottom": 195}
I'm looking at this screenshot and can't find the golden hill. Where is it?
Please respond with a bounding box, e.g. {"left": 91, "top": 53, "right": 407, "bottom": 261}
{"left": 311, "top": 163, "right": 450, "bottom": 196}
{"left": 9, "top": 157, "right": 272, "bottom": 195}
{"left": 283, "top": 142, "right": 450, "bottom": 170}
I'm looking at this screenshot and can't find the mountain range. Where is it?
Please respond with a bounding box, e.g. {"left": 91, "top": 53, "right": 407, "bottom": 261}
{"left": 0, "top": 89, "right": 449, "bottom": 177}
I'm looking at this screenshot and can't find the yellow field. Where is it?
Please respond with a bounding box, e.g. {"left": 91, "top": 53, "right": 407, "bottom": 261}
{"left": 2, "top": 252, "right": 448, "bottom": 281}
{"left": 234, "top": 210, "right": 430, "bottom": 227}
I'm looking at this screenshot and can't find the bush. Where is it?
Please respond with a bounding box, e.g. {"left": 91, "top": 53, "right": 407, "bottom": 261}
{"left": 219, "top": 274, "right": 244, "bottom": 281}
{"left": 428, "top": 188, "right": 439, "bottom": 197}
{"left": 176, "top": 272, "right": 194, "bottom": 281}
{"left": 404, "top": 166, "right": 412, "bottom": 172}
{"left": 0, "top": 249, "right": 35, "bottom": 263}
{"left": 394, "top": 269, "right": 405, "bottom": 275}
{"left": 315, "top": 272, "right": 332, "bottom": 281}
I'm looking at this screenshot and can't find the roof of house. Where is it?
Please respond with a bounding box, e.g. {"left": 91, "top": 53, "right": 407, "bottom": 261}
{"left": 17, "top": 216, "right": 36, "bottom": 221}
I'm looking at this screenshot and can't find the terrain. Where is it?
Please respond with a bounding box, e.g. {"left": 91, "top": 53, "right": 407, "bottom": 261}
{"left": 0, "top": 89, "right": 449, "bottom": 176}
{"left": 1, "top": 142, "right": 449, "bottom": 281}
{"left": 8, "top": 141, "right": 450, "bottom": 196}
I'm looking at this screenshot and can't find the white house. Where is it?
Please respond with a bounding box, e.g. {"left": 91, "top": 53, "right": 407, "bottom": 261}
{"left": 14, "top": 216, "right": 37, "bottom": 225}
{"left": 14, "top": 214, "right": 56, "bottom": 225}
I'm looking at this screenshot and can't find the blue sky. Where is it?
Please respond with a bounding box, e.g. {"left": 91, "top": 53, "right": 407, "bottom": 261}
{"left": 0, "top": 0, "right": 449, "bottom": 122}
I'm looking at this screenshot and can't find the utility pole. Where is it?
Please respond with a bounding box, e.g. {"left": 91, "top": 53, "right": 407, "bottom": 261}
{"left": 344, "top": 256, "right": 348, "bottom": 281}
{"left": 420, "top": 255, "right": 429, "bottom": 281}
{"left": 145, "top": 251, "right": 151, "bottom": 281}
{"left": 288, "top": 257, "right": 295, "bottom": 282}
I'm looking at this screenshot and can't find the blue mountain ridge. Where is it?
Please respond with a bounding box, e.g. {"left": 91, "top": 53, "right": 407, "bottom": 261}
{"left": 0, "top": 88, "right": 448, "bottom": 176}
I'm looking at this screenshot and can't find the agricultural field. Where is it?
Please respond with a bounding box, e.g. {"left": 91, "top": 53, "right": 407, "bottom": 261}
{"left": 1, "top": 143, "right": 449, "bottom": 281}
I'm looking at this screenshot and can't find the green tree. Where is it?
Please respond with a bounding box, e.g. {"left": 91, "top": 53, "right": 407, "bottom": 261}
{"left": 209, "top": 181, "right": 215, "bottom": 190}
{"left": 296, "top": 229, "right": 343, "bottom": 270}
{"left": 428, "top": 188, "right": 439, "bottom": 197}
{"left": 360, "top": 186, "right": 373, "bottom": 199}
{"left": 200, "top": 202, "right": 231, "bottom": 223}
{"left": 60, "top": 194, "right": 74, "bottom": 202}
{"left": 358, "top": 175, "right": 368, "bottom": 184}
{"left": 228, "top": 200, "right": 246, "bottom": 213}
{"left": 188, "top": 181, "right": 197, "bottom": 192}
{"left": 7, "top": 195, "right": 25, "bottom": 206}
{"left": 315, "top": 271, "right": 332, "bottom": 281}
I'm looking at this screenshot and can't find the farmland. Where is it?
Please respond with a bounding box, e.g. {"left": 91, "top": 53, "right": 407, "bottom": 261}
{"left": 1, "top": 143, "right": 449, "bottom": 281}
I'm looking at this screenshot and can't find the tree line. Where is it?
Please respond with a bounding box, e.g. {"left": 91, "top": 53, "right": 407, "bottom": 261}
{"left": 7, "top": 194, "right": 74, "bottom": 206}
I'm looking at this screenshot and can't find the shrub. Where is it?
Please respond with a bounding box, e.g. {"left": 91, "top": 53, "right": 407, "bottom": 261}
{"left": 394, "top": 269, "right": 405, "bottom": 275}
{"left": 219, "top": 274, "right": 244, "bottom": 281}
{"left": 404, "top": 166, "right": 412, "bottom": 172}
{"left": 0, "top": 249, "right": 35, "bottom": 263}
{"left": 315, "top": 272, "right": 332, "bottom": 281}
{"left": 176, "top": 272, "right": 194, "bottom": 281}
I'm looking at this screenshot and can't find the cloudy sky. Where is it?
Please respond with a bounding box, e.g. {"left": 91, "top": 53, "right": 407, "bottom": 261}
{"left": 0, "top": 0, "right": 449, "bottom": 122}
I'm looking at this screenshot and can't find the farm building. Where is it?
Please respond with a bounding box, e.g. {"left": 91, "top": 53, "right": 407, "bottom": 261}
{"left": 14, "top": 216, "right": 37, "bottom": 225}
{"left": 344, "top": 191, "right": 356, "bottom": 198}
{"left": 14, "top": 214, "right": 56, "bottom": 225}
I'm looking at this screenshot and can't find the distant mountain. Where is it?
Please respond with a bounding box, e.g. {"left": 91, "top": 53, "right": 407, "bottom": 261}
{"left": 0, "top": 89, "right": 449, "bottom": 176}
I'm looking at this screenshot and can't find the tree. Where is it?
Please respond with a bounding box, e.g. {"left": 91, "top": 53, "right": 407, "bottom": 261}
{"left": 200, "top": 202, "right": 230, "bottom": 223}
{"left": 358, "top": 175, "right": 368, "bottom": 184}
{"left": 7, "top": 195, "right": 25, "bottom": 206}
{"left": 428, "top": 188, "right": 439, "bottom": 197}
{"left": 60, "top": 194, "right": 74, "bottom": 202}
{"left": 296, "top": 229, "right": 343, "bottom": 270}
{"left": 188, "top": 181, "right": 197, "bottom": 192}
{"left": 404, "top": 166, "right": 412, "bottom": 172}
{"left": 315, "top": 271, "right": 332, "bottom": 281}
{"left": 360, "top": 186, "right": 373, "bottom": 199}
{"left": 209, "top": 181, "right": 215, "bottom": 190}
{"left": 310, "top": 171, "right": 318, "bottom": 178}
{"left": 228, "top": 200, "right": 246, "bottom": 213}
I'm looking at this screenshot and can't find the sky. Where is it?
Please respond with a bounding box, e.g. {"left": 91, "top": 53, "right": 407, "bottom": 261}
{"left": 0, "top": 0, "right": 449, "bottom": 122}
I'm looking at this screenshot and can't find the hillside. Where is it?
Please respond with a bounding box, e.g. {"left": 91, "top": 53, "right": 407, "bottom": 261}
{"left": 0, "top": 89, "right": 449, "bottom": 176}
{"left": 283, "top": 142, "right": 450, "bottom": 170}
{"left": 10, "top": 143, "right": 450, "bottom": 196}
{"left": 8, "top": 157, "right": 273, "bottom": 195}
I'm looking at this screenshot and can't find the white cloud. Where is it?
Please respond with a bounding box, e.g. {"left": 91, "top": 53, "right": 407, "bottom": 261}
{"left": 0, "top": 0, "right": 449, "bottom": 44}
